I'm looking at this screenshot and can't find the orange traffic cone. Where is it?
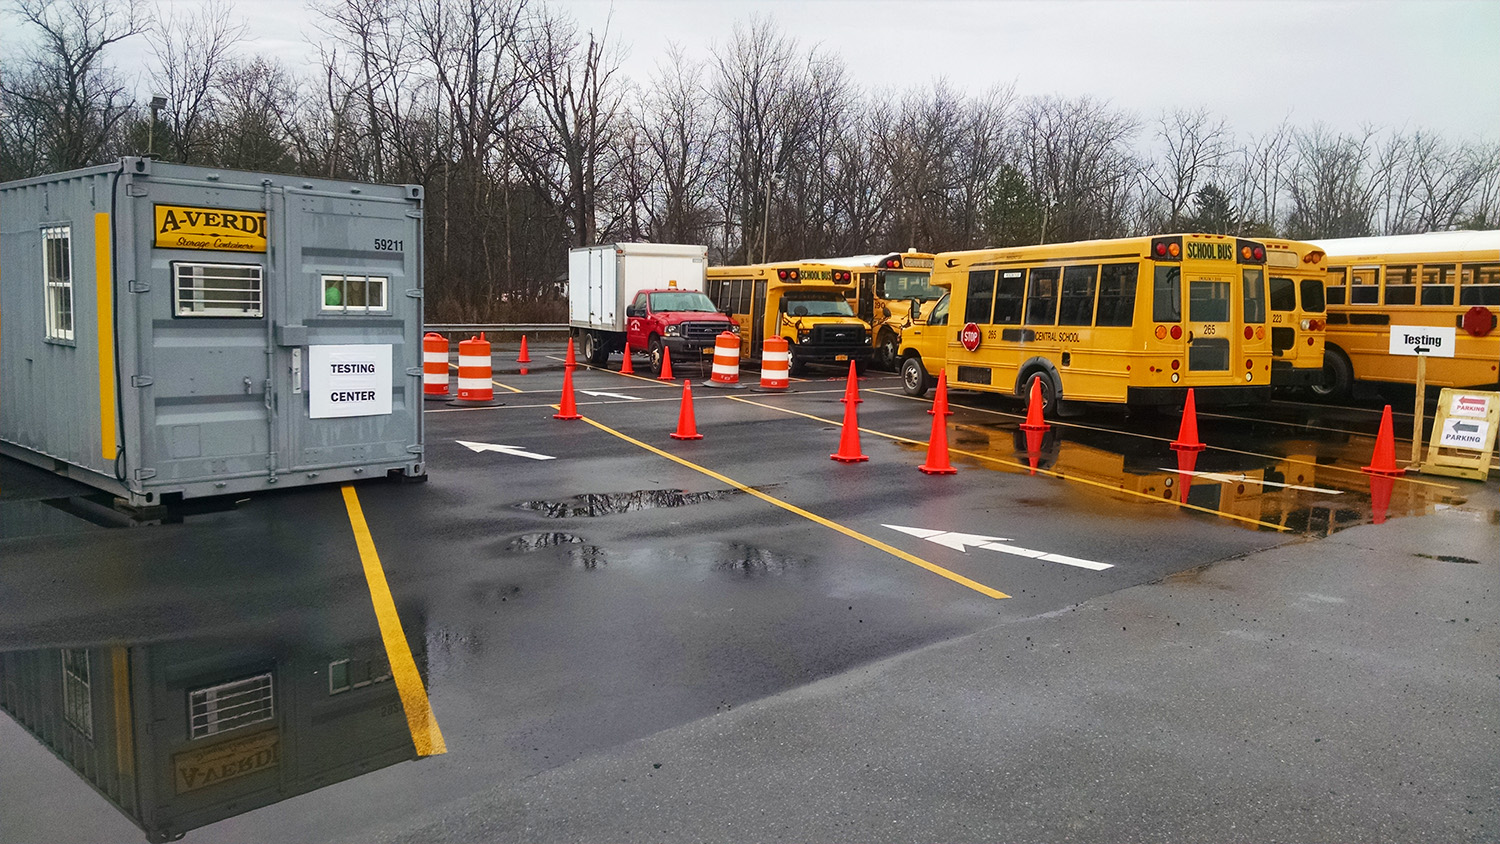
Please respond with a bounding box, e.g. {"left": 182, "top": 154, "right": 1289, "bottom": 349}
{"left": 830, "top": 395, "right": 869, "bottom": 463}
{"left": 1019, "top": 377, "right": 1050, "bottom": 432}
{"left": 620, "top": 339, "right": 635, "bottom": 374}
{"left": 565, "top": 337, "right": 577, "bottom": 369}
{"left": 1361, "top": 405, "right": 1406, "bottom": 477}
{"left": 658, "top": 346, "right": 676, "bottom": 381}
{"left": 841, "top": 360, "right": 862, "bottom": 404}
{"left": 1170, "top": 389, "right": 1206, "bottom": 503}
{"left": 517, "top": 335, "right": 531, "bottom": 363}
{"left": 669, "top": 380, "right": 704, "bottom": 440}
{"left": 928, "top": 369, "right": 954, "bottom": 416}
{"left": 918, "top": 401, "right": 956, "bottom": 475}
{"left": 553, "top": 365, "right": 581, "bottom": 420}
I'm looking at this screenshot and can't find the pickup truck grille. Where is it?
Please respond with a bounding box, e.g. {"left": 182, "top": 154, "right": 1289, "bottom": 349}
{"left": 810, "top": 325, "right": 867, "bottom": 346}
{"left": 678, "top": 321, "right": 728, "bottom": 343}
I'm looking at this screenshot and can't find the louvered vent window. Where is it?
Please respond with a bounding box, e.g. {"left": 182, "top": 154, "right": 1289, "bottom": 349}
{"left": 189, "top": 673, "right": 274, "bottom": 739}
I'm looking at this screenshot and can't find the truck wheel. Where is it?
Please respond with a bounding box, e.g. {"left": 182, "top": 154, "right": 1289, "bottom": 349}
{"left": 648, "top": 337, "right": 664, "bottom": 375}
{"left": 581, "top": 332, "right": 600, "bottom": 366}
{"left": 900, "top": 355, "right": 931, "bottom": 397}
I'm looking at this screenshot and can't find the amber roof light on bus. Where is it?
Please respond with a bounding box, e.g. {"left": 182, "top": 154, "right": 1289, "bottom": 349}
{"left": 1151, "top": 236, "right": 1182, "bottom": 260}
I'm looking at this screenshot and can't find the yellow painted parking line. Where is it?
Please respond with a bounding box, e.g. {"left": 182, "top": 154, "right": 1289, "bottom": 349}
{"left": 563, "top": 408, "right": 1007, "bottom": 600}
{"left": 340, "top": 485, "right": 448, "bottom": 756}
{"left": 729, "top": 396, "right": 1290, "bottom": 532}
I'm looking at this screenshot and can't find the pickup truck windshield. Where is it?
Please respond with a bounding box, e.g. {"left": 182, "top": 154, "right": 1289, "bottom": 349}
{"left": 649, "top": 292, "right": 719, "bottom": 312}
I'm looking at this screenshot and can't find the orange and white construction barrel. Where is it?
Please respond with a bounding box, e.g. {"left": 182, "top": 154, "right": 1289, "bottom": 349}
{"left": 423, "top": 332, "right": 451, "bottom": 400}
{"left": 455, "top": 334, "right": 495, "bottom": 404}
{"left": 758, "top": 336, "right": 790, "bottom": 391}
{"left": 709, "top": 332, "right": 741, "bottom": 386}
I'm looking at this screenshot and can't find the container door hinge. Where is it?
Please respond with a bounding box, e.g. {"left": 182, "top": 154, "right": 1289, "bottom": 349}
{"left": 127, "top": 279, "right": 150, "bottom": 293}
{"left": 405, "top": 288, "right": 423, "bottom": 299}
{"left": 130, "top": 375, "right": 154, "bottom": 387}
{"left": 405, "top": 210, "right": 423, "bottom": 219}
{"left": 133, "top": 468, "right": 157, "bottom": 481}
{"left": 406, "top": 444, "right": 425, "bottom": 454}
{"left": 125, "top": 184, "right": 149, "bottom": 197}
{"left": 404, "top": 366, "right": 422, "bottom": 377}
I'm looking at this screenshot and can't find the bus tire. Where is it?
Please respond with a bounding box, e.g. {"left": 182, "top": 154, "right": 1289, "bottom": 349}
{"left": 876, "top": 330, "right": 900, "bottom": 370}
{"left": 1309, "top": 347, "right": 1352, "bottom": 402}
{"left": 787, "top": 343, "right": 807, "bottom": 377}
{"left": 900, "top": 355, "right": 931, "bottom": 398}
{"left": 647, "top": 336, "right": 665, "bottom": 375}
{"left": 1021, "top": 368, "right": 1060, "bottom": 419}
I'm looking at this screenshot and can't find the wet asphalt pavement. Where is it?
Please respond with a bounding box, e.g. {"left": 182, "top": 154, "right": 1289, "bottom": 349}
{"left": 2, "top": 341, "right": 1495, "bottom": 843}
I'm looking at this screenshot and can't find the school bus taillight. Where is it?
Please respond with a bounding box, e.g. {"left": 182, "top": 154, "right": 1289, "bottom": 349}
{"left": 1170, "top": 325, "right": 1182, "bottom": 340}
{"left": 777, "top": 268, "right": 799, "bottom": 281}
{"left": 1236, "top": 240, "right": 1265, "bottom": 263}
{"left": 883, "top": 257, "right": 900, "bottom": 268}
{"left": 1152, "top": 237, "right": 1181, "bottom": 260}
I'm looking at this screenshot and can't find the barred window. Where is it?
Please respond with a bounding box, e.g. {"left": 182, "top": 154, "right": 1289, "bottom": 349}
{"left": 43, "top": 226, "right": 74, "bottom": 341}
{"left": 174, "top": 263, "right": 264, "bottom": 317}
{"left": 189, "top": 673, "right": 274, "bottom": 739}
{"left": 61, "top": 649, "right": 93, "bottom": 739}
{"left": 322, "top": 274, "right": 388, "bottom": 313}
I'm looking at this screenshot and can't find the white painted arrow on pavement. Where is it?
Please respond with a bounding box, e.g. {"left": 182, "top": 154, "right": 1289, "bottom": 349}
{"left": 884, "top": 524, "right": 1112, "bottom": 571}
{"left": 1159, "top": 468, "right": 1342, "bottom": 495}
{"left": 579, "top": 390, "right": 643, "bottom": 401}
{"left": 456, "top": 440, "right": 555, "bottom": 461}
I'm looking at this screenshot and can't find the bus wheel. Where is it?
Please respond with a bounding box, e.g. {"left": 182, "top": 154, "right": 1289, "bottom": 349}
{"left": 876, "top": 331, "right": 899, "bottom": 370}
{"left": 1024, "top": 370, "right": 1058, "bottom": 419}
{"left": 900, "top": 355, "right": 931, "bottom": 397}
{"left": 647, "top": 337, "right": 664, "bottom": 375}
{"left": 787, "top": 344, "right": 807, "bottom": 377}
{"left": 1309, "top": 349, "right": 1352, "bottom": 402}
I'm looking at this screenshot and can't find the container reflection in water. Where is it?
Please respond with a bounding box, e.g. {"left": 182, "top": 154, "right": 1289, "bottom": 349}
{"left": 0, "top": 620, "right": 424, "bottom": 842}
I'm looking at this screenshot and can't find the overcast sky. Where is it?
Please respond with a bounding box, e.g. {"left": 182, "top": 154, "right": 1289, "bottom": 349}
{"left": 7, "top": 0, "right": 1497, "bottom": 142}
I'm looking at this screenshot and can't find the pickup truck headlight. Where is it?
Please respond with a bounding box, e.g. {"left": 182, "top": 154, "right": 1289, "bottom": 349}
{"left": 798, "top": 330, "right": 811, "bottom": 343}
{"left": 729, "top": 323, "right": 740, "bottom": 334}
{"left": 664, "top": 324, "right": 680, "bottom": 336}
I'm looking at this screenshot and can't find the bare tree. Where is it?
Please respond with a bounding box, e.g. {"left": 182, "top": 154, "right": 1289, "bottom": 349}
{"left": 2, "top": 0, "right": 146, "bottom": 170}
{"left": 1226, "top": 121, "right": 1293, "bottom": 235}
{"left": 1141, "top": 107, "right": 1231, "bottom": 232}
{"left": 1014, "top": 94, "right": 1139, "bottom": 242}
{"left": 636, "top": 44, "right": 720, "bottom": 244}
{"left": 1285, "top": 124, "right": 1377, "bottom": 238}
{"left": 148, "top": 0, "right": 243, "bottom": 163}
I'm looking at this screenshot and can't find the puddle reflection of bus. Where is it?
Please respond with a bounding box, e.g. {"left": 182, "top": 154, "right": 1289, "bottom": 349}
{"left": 0, "top": 617, "right": 424, "bottom": 842}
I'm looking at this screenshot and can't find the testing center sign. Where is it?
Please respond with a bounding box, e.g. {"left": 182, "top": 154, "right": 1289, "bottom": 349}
{"left": 309, "top": 344, "right": 392, "bottom": 418}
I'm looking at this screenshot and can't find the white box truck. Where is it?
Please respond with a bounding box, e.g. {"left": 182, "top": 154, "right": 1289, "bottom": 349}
{"left": 568, "top": 243, "right": 736, "bottom": 373}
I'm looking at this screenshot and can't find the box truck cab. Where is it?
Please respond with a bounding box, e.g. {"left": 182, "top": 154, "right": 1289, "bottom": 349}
{"left": 706, "top": 262, "right": 874, "bottom": 375}
{"left": 568, "top": 243, "right": 736, "bottom": 373}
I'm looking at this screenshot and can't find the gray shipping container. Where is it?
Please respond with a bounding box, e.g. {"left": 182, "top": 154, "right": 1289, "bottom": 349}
{"left": 0, "top": 158, "right": 425, "bottom": 507}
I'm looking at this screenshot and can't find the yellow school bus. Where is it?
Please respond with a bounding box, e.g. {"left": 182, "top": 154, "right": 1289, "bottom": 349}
{"left": 1261, "top": 238, "right": 1329, "bottom": 389}
{"left": 898, "top": 233, "right": 1275, "bottom": 413}
{"left": 803, "top": 251, "right": 942, "bottom": 369}
{"left": 1309, "top": 230, "right": 1500, "bottom": 398}
{"left": 705, "top": 262, "right": 874, "bottom": 375}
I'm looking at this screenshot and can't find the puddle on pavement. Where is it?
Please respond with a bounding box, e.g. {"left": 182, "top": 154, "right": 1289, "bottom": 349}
{"left": 712, "top": 543, "right": 804, "bottom": 577}
{"left": 517, "top": 488, "right": 744, "bottom": 518}
{"left": 506, "top": 532, "right": 586, "bottom": 551}
{"left": 921, "top": 421, "right": 1480, "bottom": 537}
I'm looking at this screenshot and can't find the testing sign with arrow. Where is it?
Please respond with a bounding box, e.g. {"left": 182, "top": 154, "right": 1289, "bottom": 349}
{"left": 1388, "top": 325, "right": 1456, "bottom": 357}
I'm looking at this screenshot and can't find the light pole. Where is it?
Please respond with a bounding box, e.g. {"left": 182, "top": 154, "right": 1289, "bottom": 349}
{"left": 148, "top": 95, "right": 167, "bottom": 158}
{"left": 760, "top": 171, "right": 779, "bottom": 263}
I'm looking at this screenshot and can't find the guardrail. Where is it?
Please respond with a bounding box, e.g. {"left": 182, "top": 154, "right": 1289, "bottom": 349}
{"left": 424, "top": 323, "right": 570, "bottom": 339}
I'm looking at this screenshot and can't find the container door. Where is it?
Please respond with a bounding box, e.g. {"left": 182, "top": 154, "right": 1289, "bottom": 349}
{"left": 131, "top": 182, "right": 275, "bottom": 495}
{"left": 275, "top": 185, "right": 423, "bottom": 480}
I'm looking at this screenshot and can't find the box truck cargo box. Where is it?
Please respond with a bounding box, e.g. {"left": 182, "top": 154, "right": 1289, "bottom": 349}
{"left": 0, "top": 158, "right": 426, "bottom": 507}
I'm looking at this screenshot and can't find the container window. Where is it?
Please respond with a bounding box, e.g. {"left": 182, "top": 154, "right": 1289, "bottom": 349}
{"left": 61, "top": 648, "right": 93, "bottom": 739}
{"left": 1268, "top": 277, "right": 1297, "bottom": 312}
{"left": 1325, "top": 267, "right": 1347, "bottom": 305}
{"left": 1420, "top": 264, "right": 1455, "bottom": 305}
{"left": 1057, "top": 265, "right": 1098, "bottom": 326}
{"left": 1190, "top": 279, "right": 1232, "bottom": 322}
{"left": 1024, "top": 267, "right": 1060, "bottom": 326}
{"left": 174, "top": 263, "right": 264, "bottom": 317}
{"left": 323, "top": 274, "right": 389, "bottom": 313}
{"left": 1384, "top": 265, "right": 1416, "bottom": 305}
{"left": 42, "top": 225, "right": 74, "bottom": 341}
{"left": 964, "top": 269, "right": 996, "bottom": 325}
{"left": 189, "top": 672, "right": 274, "bottom": 739}
{"left": 992, "top": 270, "right": 1024, "bottom": 325}
{"left": 1300, "top": 278, "right": 1326, "bottom": 313}
{"left": 1349, "top": 267, "right": 1380, "bottom": 304}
